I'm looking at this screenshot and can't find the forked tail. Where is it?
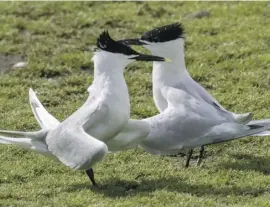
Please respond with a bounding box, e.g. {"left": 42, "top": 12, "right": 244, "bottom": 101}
{"left": 0, "top": 129, "right": 50, "bottom": 156}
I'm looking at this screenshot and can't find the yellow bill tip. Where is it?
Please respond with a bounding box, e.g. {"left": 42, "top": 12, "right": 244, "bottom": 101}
{"left": 165, "top": 58, "right": 172, "bottom": 62}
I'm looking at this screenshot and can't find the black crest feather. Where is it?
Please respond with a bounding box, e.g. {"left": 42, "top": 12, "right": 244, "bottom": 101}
{"left": 96, "top": 30, "right": 139, "bottom": 55}
{"left": 141, "top": 22, "right": 184, "bottom": 43}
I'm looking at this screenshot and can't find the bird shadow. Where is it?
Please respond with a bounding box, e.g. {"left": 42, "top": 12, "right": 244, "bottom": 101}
{"left": 67, "top": 176, "right": 270, "bottom": 198}
{"left": 219, "top": 153, "right": 270, "bottom": 175}
{"left": 66, "top": 152, "right": 270, "bottom": 198}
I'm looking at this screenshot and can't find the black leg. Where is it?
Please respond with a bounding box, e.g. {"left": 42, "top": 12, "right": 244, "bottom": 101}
{"left": 169, "top": 152, "right": 185, "bottom": 157}
{"left": 185, "top": 149, "right": 193, "bottom": 168}
{"left": 85, "top": 168, "right": 97, "bottom": 186}
{"left": 197, "top": 146, "right": 205, "bottom": 166}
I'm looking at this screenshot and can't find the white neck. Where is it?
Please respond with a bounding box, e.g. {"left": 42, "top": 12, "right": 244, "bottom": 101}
{"left": 148, "top": 39, "right": 191, "bottom": 111}
{"left": 93, "top": 61, "right": 124, "bottom": 86}
{"left": 88, "top": 52, "right": 127, "bottom": 93}
{"left": 152, "top": 52, "right": 189, "bottom": 86}
{"left": 147, "top": 39, "right": 190, "bottom": 87}
{"left": 83, "top": 52, "right": 130, "bottom": 118}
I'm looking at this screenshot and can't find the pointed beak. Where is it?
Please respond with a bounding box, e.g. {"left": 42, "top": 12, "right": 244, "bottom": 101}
{"left": 118, "top": 38, "right": 146, "bottom": 46}
{"left": 129, "top": 54, "right": 169, "bottom": 62}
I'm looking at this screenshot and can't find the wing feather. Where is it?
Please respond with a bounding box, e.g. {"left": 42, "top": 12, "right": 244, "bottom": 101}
{"left": 29, "top": 88, "right": 60, "bottom": 130}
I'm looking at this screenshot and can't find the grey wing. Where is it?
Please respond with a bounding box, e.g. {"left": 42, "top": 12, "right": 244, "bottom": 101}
{"left": 175, "top": 79, "right": 226, "bottom": 111}
{"left": 47, "top": 101, "right": 109, "bottom": 170}
{"left": 47, "top": 127, "right": 108, "bottom": 170}
{"left": 175, "top": 79, "right": 252, "bottom": 123}
{"left": 164, "top": 86, "right": 230, "bottom": 124}
{"left": 29, "top": 88, "right": 60, "bottom": 130}
{"left": 164, "top": 87, "right": 270, "bottom": 149}
{"left": 64, "top": 99, "right": 109, "bottom": 131}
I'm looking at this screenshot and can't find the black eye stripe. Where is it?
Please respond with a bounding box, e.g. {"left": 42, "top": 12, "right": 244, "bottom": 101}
{"left": 141, "top": 22, "right": 184, "bottom": 43}
{"left": 96, "top": 31, "right": 139, "bottom": 56}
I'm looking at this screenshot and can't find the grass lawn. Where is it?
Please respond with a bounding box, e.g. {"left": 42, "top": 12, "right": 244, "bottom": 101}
{"left": 1, "top": 2, "right": 270, "bottom": 206}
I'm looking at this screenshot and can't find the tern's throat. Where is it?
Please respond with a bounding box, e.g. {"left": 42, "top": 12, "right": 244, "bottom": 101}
{"left": 89, "top": 54, "right": 127, "bottom": 90}
{"left": 152, "top": 51, "right": 189, "bottom": 87}
{"left": 88, "top": 58, "right": 130, "bottom": 112}
{"left": 148, "top": 38, "right": 188, "bottom": 86}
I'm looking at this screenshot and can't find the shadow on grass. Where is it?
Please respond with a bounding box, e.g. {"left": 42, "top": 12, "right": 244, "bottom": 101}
{"left": 66, "top": 153, "right": 270, "bottom": 197}
{"left": 220, "top": 153, "right": 270, "bottom": 174}
{"left": 67, "top": 176, "right": 270, "bottom": 198}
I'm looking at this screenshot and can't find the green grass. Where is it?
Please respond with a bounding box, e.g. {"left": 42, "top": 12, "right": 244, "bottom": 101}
{"left": 1, "top": 2, "right": 270, "bottom": 206}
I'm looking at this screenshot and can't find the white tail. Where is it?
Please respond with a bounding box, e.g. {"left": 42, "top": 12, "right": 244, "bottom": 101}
{"left": 0, "top": 129, "right": 46, "bottom": 139}
{"left": 0, "top": 128, "right": 52, "bottom": 157}
{"left": 0, "top": 136, "right": 49, "bottom": 154}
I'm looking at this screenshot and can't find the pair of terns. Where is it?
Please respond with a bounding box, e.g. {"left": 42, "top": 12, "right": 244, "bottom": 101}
{"left": 1, "top": 23, "right": 270, "bottom": 186}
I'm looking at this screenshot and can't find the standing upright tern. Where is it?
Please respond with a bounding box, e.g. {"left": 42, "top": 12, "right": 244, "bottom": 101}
{"left": 0, "top": 31, "right": 166, "bottom": 186}
{"left": 119, "top": 23, "right": 270, "bottom": 166}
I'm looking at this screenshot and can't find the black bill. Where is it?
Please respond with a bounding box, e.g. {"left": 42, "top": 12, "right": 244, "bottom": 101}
{"left": 118, "top": 38, "right": 146, "bottom": 46}
{"left": 129, "top": 54, "right": 168, "bottom": 62}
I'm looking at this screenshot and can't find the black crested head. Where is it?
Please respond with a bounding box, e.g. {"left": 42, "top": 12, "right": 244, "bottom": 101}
{"left": 141, "top": 22, "right": 184, "bottom": 43}
{"left": 96, "top": 30, "right": 139, "bottom": 56}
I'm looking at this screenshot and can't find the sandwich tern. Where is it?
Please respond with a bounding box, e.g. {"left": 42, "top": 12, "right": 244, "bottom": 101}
{"left": 0, "top": 31, "right": 167, "bottom": 186}
{"left": 119, "top": 23, "right": 270, "bottom": 166}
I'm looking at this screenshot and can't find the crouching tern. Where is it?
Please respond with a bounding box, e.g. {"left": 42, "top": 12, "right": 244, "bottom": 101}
{"left": 0, "top": 30, "right": 167, "bottom": 186}
{"left": 120, "top": 23, "right": 270, "bottom": 167}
